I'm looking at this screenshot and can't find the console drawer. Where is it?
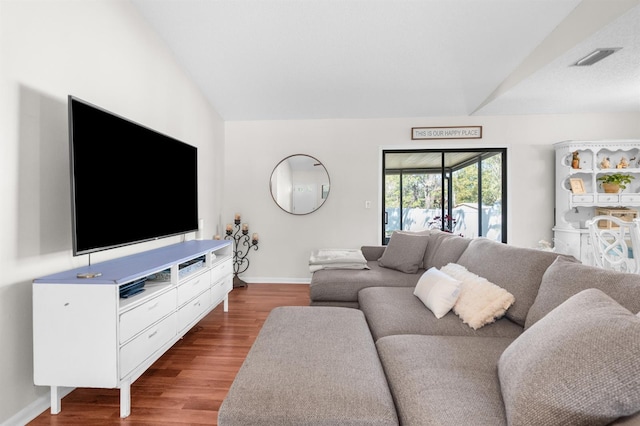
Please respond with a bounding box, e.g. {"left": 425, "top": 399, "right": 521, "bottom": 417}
{"left": 211, "top": 258, "right": 232, "bottom": 283}
{"left": 178, "top": 290, "right": 211, "bottom": 332}
{"left": 572, "top": 194, "right": 594, "bottom": 203}
{"left": 120, "top": 313, "right": 176, "bottom": 379}
{"left": 598, "top": 194, "right": 620, "bottom": 203}
{"left": 620, "top": 194, "right": 640, "bottom": 203}
{"left": 212, "top": 276, "right": 232, "bottom": 305}
{"left": 120, "top": 289, "right": 176, "bottom": 343}
{"left": 177, "top": 270, "right": 211, "bottom": 307}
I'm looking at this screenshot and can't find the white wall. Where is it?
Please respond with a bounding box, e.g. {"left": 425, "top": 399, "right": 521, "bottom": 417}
{"left": 0, "top": 1, "right": 224, "bottom": 423}
{"left": 225, "top": 113, "right": 640, "bottom": 282}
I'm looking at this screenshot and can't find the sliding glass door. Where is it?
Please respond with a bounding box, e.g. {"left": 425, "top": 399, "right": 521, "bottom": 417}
{"left": 382, "top": 149, "right": 506, "bottom": 244}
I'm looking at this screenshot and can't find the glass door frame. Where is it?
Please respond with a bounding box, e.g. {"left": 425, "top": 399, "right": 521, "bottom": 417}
{"left": 382, "top": 148, "right": 507, "bottom": 244}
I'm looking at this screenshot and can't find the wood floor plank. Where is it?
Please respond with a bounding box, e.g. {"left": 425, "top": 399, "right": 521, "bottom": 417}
{"left": 28, "top": 283, "right": 310, "bottom": 425}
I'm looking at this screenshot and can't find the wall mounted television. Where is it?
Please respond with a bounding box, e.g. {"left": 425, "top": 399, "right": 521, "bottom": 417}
{"left": 68, "top": 95, "right": 198, "bottom": 256}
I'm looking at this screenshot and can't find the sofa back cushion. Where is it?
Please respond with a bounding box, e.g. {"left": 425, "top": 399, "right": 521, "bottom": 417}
{"left": 422, "top": 231, "right": 471, "bottom": 270}
{"left": 456, "top": 238, "right": 573, "bottom": 326}
{"left": 360, "top": 245, "right": 387, "bottom": 261}
{"left": 525, "top": 256, "right": 640, "bottom": 329}
{"left": 499, "top": 289, "right": 640, "bottom": 426}
{"left": 378, "top": 231, "right": 430, "bottom": 273}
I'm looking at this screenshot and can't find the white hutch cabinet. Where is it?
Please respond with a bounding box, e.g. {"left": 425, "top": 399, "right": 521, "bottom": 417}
{"left": 553, "top": 140, "right": 640, "bottom": 264}
{"left": 33, "top": 240, "right": 232, "bottom": 418}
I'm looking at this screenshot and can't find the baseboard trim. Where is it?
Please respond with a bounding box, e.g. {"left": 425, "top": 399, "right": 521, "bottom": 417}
{"left": 2, "top": 387, "right": 74, "bottom": 426}
{"left": 242, "top": 277, "right": 311, "bottom": 284}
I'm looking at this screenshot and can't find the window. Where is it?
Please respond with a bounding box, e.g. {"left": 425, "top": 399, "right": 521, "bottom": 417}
{"left": 382, "top": 149, "right": 506, "bottom": 244}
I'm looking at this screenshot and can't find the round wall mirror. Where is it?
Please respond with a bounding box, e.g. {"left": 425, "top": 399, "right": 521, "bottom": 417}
{"left": 270, "top": 154, "right": 330, "bottom": 215}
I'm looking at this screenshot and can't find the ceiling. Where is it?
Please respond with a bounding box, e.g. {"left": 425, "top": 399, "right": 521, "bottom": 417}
{"left": 385, "top": 151, "right": 498, "bottom": 171}
{"left": 131, "top": 0, "right": 640, "bottom": 121}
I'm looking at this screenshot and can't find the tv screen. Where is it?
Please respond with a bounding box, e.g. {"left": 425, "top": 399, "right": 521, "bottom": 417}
{"left": 69, "top": 96, "right": 198, "bottom": 256}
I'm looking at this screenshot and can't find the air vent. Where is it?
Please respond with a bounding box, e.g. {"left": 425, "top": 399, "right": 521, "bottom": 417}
{"left": 572, "top": 48, "right": 621, "bottom": 66}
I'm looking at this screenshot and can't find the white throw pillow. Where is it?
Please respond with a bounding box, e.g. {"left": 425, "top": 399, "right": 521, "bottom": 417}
{"left": 413, "top": 267, "right": 462, "bottom": 319}
{"left": 441, "top": 263, "right": 515, "bottom": 330}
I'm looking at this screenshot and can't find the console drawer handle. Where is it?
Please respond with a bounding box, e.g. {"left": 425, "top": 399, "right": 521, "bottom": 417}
{"left": 147, "top": 302, "right": 159, "bottom": 311}
{"left": 148, "top": 330, "right": 158, "bottom": 339}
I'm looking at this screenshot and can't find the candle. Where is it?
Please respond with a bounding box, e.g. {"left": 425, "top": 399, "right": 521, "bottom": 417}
{"left": 214, "top": 234, "right": 220, "bottom": 240}
{"left": 234, "top": 213, "right": 241, "bottom": 221}
{"left": 226, "top": 224, "right": 232, "bottom": 231}
{"left": 252, "top": 233, "right": 259, "bottom": 241}
{"left": 242, "top": 223, "right": 248, "bottom": 232}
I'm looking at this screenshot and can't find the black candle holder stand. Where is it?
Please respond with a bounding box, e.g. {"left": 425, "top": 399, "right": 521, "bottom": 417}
{"left": 224, "top": 219, "right": 259, "bottom": 288}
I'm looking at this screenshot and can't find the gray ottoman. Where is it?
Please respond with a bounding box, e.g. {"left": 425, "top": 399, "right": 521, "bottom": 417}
{"left": 218, "top": 306, "right": 398, "bottom": 425}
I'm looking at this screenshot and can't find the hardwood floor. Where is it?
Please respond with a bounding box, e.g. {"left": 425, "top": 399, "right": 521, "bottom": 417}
{"left": 28, "top": 283, "right": 310, "bottom": 426}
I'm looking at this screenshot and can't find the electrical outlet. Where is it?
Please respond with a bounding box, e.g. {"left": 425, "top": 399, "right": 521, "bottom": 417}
{"left": 365, "top": 201, "right": 371, "bottom": 209}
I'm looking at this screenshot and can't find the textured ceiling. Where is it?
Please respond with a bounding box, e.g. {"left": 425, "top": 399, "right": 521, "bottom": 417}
{"left": 131, "top": 0, "right": 640, "bottom": 121}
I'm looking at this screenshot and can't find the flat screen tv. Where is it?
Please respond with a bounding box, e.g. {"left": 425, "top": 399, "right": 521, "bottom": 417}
{"left": 69, "top": 95, "right": 198, "bottom": 256}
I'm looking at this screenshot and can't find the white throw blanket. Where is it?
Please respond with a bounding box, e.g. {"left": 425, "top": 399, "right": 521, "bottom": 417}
{"left": 309, "top": 248, "right": 370, "bottom": 272}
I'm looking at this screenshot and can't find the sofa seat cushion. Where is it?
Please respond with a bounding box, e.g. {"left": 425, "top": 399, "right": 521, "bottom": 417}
{"left": 525, "top": 256, "right": 640, "bottom": 329}
{"left": 456, "top": 238, "right": 574, "bottom": 326}
{"left": 358, "top": 287, "right": 523, "bottom": 341}
{"left": 499, "top": 289, "right": 640, "bottom": 425}
{"left": 310, "top": 261, "right": 422, "bottom": 304}
{"left": 377, "top": 335, "right": 513, "bottom": 426}
{"left": 218, "top": 306, "right": 398, "bottom": 426}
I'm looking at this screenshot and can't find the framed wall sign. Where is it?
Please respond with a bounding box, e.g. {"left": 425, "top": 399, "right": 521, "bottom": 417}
{"left": 412, "top": 126, "right": 483, "bottom": 140}
{"left": 569, "top": 178, "right": 586, "bottom": 194}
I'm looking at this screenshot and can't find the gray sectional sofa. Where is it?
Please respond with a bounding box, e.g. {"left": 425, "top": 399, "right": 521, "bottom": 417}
{"left": 219, "top": 230, "right": 640, "bottom": 425}
{"left": 310, "top": 230, "right": 472, "bottom": 308}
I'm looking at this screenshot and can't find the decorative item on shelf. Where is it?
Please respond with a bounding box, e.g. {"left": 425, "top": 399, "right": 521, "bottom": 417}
{"left": 224, "top": 213, "right": 259, "bottom": 288}
{"left": 597, "top": 173, "right": 634, "bottom": 193}
{"left": 600, "top": 157, "right": 611, "bottom": 169}
{"left": 617, "top": 157, "right": 630, "bottom": 169}
{"left": 569, "top": 178, "right": 585, "bottom": 194}
{"left": 571, "top": 151, "right": 581, "bottom": 169}
{"left": 594, "top": 207, "right": 639, "bottom": 229}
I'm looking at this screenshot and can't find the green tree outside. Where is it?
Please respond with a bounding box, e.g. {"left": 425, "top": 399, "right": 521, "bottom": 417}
{"left": 385, "top": 154, "right": 501, "bottom": 210}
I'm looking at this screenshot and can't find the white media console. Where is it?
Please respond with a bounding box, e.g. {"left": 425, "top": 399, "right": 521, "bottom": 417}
{"left": 32, "top": 239, "right": 233, "bottom": 418}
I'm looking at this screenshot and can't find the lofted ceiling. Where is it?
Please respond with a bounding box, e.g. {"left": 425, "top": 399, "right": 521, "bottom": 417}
{"left": 131, "top": 0, "right": 640, "bottom": 121}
